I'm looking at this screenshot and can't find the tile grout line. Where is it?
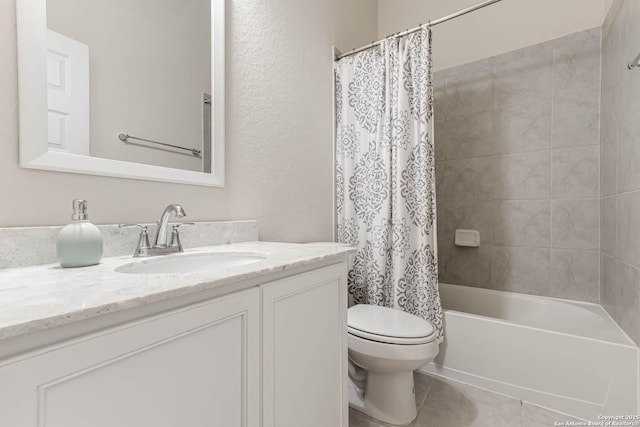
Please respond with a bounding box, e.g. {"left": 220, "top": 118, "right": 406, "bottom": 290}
{"left": 597, "top": 25, "right": 604, "bottom": 306}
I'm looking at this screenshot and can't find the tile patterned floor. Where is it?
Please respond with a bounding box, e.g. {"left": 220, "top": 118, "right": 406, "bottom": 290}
{"left": 349, "top": 372, "right": 582, "bottom": 427}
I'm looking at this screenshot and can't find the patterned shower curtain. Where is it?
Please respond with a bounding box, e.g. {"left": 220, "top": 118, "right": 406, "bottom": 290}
{"left": 335, "top": 28, "right": 443, "bottom": 340}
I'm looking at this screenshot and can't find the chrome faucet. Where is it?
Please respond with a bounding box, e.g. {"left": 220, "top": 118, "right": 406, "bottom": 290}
{"left": 154, "top": 204, "right": 186, "bottom": 248}
{"left": 120, "top": 203, "right": 194, "bottom": 257}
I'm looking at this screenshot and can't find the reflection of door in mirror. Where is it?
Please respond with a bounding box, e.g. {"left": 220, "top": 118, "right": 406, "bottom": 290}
{"left": 47, "top": 30, "right": 90, "bottom": 156}
{"left": 46, "top": 0, "right": 211, "bottom": 173}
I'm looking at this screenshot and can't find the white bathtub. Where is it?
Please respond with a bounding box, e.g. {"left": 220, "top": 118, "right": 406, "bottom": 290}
{"left": 422, "top": 283, "right": 639, "bottom": 420}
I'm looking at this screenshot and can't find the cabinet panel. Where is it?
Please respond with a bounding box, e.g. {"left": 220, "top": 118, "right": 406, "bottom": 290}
{"left": 262, "top": 264, "right": 348, "bottom": 427}
{"left": 0, "top": 288, "right": 260, "bottom": 427}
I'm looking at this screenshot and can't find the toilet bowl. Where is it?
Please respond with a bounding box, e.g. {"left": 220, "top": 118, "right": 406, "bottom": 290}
{"left": 347, "top": 304, "right": 439, "bottom": 426}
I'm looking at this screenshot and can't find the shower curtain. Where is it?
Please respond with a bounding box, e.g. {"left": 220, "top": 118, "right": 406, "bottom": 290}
{"left": 335, "top": 28, "right": 443, "bottom": 339}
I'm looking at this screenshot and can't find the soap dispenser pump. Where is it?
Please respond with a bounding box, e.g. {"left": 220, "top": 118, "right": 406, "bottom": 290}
{"left": 56, "top": 200, "right": 104, "bottom": 268}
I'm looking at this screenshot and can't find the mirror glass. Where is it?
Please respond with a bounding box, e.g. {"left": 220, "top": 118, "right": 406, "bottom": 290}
{"left": 16, "top": 0, "right": 225, "bottom": 187}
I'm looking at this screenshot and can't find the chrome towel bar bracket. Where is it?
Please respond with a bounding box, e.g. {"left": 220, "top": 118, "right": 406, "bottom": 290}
{"left": 628, "top": 51, "right": 640, "bottom": 70}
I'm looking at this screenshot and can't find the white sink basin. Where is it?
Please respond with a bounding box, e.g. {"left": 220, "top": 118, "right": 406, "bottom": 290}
{"left": 116, "top": 252, "right": 266, "bottom": 275}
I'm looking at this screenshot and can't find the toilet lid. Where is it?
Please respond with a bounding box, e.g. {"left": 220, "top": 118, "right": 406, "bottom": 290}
{"left": 347, "top": 305, "right": 435, "bottom": 344}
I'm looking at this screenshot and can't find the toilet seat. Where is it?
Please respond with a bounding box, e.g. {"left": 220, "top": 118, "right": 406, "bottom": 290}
{"left": 348, "top": 327, "right": 436, "bottom": 345}
{"left": 348, "top": 305, "right": 436, "bottom": 345}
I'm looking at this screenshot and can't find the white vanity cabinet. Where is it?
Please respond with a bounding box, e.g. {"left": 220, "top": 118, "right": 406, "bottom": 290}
{"left": 262, "top": 264, "right": 348, "bottom": 427}
{"left": 0, "top": 287, "right": 261, "bottom": 427}
{"left": 0, "top": 262, "right": 348, "bottom": 427}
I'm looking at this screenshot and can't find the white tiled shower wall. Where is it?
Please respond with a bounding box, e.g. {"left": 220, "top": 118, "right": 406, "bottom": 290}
{"left": 600, "top": 0, "right": 640, "bottom": 345}
{"left": 434, "top": 28, "right": 602, "bottom": 304}
{"left": 436, "top": 0, "right": 640, "bottom": 347}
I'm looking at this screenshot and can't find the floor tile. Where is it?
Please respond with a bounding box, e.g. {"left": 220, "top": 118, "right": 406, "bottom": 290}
{"left": 349, "top": 373, "right": 585, "bottom": 427}
{"left": 414, "top": 372, "right": 434, "bottom": 410}
{"left": 413, "top": 377, "right": 522, "bottom": 427}
{"left": 349, "top": 410, "right": 386, "bottom": 427}
{"left": 521, "top": 402, "right": 581, "bottom": 427}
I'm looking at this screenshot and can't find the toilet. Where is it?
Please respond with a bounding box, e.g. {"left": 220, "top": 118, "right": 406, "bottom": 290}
{"left": 347, "top": 304, "right": 439, "bottom": 425}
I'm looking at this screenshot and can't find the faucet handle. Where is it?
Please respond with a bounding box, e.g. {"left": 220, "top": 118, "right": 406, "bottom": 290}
{"left": 119, "top": 224, "right": 152, "bottom": 256}
{"left": 119, "top": 224, "right": 147, "bottom": 231}
{"left": 172, "top": 222, "right": 196, "bottom": 229}
{"left": 169, "top": 222, "right": 195, "bottom": 251}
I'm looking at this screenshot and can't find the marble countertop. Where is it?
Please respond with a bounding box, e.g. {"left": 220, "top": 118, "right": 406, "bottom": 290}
{"left": 0, "top": 242, "right": 355, "bottom": 342}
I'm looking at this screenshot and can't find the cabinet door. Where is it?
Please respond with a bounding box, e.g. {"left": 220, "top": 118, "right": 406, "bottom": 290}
{"left": 0, "top": 288, "right": 260, "bottom": 427}
{"left": 262, "top": 263, "right": 348, "bottom": 427}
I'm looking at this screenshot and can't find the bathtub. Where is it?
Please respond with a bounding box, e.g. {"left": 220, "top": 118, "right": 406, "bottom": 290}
{"left": 422, "top": 283, "right": 639, "bottom": 420}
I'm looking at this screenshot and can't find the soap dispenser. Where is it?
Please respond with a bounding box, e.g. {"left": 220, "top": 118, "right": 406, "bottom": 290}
{"left": 56, "top": 200, "right": 104, "bottom": 268}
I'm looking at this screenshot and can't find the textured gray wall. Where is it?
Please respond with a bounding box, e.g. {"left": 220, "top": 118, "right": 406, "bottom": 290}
{"left": 434, "top": 28, "right": 602, "bottom": 303}
{"left": 600, "top": 0, "right": 640, "bottom": 345}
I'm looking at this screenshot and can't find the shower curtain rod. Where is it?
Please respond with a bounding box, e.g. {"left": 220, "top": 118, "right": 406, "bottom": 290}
{"left": 335, "top": 0, "right": 503, "bottom": 60}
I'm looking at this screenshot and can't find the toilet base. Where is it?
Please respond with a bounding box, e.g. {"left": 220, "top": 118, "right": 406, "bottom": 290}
{"left": 348, "top": 371, "right": 417, "bottom": 426}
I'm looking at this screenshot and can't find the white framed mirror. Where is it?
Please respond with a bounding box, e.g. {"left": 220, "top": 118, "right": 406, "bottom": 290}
{"left": 16, "top": 0, "right": 225, "bottom": 187}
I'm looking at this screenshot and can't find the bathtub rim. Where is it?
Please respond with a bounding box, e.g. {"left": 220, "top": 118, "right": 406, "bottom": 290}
{"left": 438, "top": 282, "right": 637, "bottom": 348}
